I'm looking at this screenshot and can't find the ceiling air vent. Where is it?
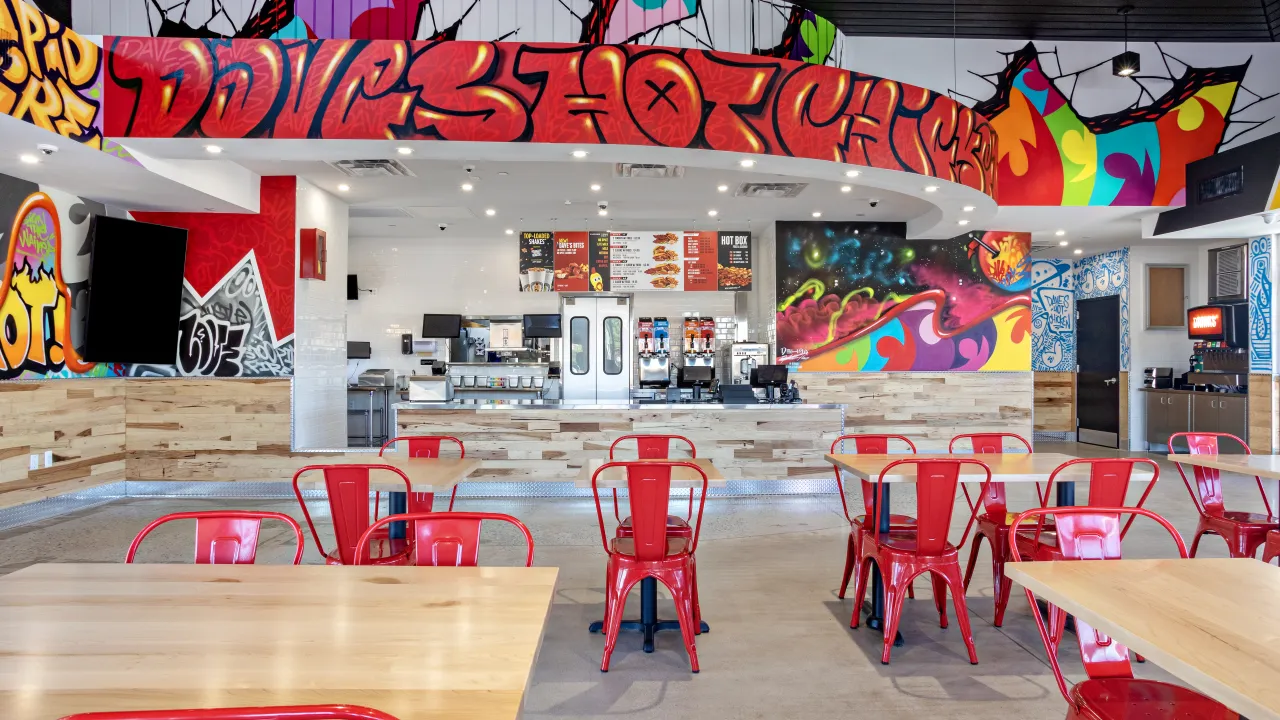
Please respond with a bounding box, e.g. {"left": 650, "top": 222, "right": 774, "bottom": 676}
{"left": 1208, "top": 243, "right": 1247, "bottom": 303}
{"left": 736, "top": 182, "right": 808, "bottom": 198}
{"left": 1029, "top": 243, "right": 1056, "bottom": 254}
{"left": 614, "top": 163, "right": 685, "bottom": 179}
{"left": 328, "top": 159, "right": 416, "bottom": 178}
{"left": 349, "top": 207, "right": 414, "bottom": 219}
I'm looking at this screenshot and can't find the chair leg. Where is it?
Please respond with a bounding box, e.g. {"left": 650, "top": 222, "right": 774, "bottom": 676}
{"left": 659, "top": 570, "right": 700, "bottom": 673}
{"left": 850, "top": 557, "right": 873, "bottom": 629}
{"left": 941, "top": 562, "right": 979, "bottom": 664}
{"left": 991, "top": 541, "right": 1012, "bottom": 628}
{"left": 1189, "top": 529, "right": 1206, "bottom": 558}
{"left": 690, "top": 553, "right": 702, "bottom": 635}
{"left": 962, "top": 533, "right": 984, "bottom": 591}
{"left": 838, "top": 531, "right": 857, "bottom": 599}
{"left": 929, "top": 572, "right": 949, "bottom": 629}
{"left": 601, "top": 567, "right": 641, "bottom": 672}
{"left": 879, "top": 577, "right": 909, "bottom": 665}
{"left": 1047, "top": 603, "right": 1068, "bottom": 652}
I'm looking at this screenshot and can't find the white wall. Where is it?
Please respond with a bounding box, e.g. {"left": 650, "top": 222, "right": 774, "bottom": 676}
{"left": 293, "top": 179, "right": 349, "bottom": 449}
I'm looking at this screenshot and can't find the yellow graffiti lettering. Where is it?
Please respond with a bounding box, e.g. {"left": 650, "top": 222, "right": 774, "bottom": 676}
{"left": 0, "top": 280, "right": 31, "bottom": 371}
{"left": 55, "top": 76, "right": 95, "bottom": 139}
{"left": 60, "top": 32, "right": 98, "bottom": 88}
{"left": 1, "top": 1, "right": 102, "bottom": 148}
{"left": 17, "top": 0, "right": 46, "bottom": 83}
{"left": 42, "top": 33, "right": 66, "bottom": 81}
{"left": 14, "top": 75, "right": 62, "bottom": 132}
{"left": 12, "top": 270, "right": 57, "bottom": 367}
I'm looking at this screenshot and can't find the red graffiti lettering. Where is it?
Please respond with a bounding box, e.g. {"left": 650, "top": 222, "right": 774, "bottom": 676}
{"left": 202, "top": 41, "right": 287, "bottom": 137}
{"left": 623, "top": 50, "right": 701, "bottom": 148}
{"left": 686, "top": 53, "right": 778, "bottom": 155}
{"left": 773, "top": 64, "right": 851, "bottom": 163}
{"left": 409, "top": 41, "right": 527, "bottom": 142}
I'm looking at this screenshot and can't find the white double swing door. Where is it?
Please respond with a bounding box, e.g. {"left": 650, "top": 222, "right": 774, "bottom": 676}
{"left": 560, "top": 296, "right": 632, "bottom": 404}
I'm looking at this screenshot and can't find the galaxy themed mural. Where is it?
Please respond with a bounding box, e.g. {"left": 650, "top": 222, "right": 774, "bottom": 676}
{"left": 775, "top": 222, "right": 1031, "bottom": 372}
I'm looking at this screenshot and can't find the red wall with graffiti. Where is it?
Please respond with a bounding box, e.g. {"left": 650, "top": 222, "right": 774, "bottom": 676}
{"left": 101, "top": 38, "right": 998, "bottom": 196}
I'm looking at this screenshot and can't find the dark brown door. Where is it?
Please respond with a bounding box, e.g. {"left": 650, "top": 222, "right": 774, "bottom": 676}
{"left": 1077, "top": 296, "right": 1121, "bottom": 448}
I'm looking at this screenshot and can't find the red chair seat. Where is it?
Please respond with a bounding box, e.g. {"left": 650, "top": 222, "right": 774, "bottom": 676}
{"left": 323, "top": 536, "right": 413, "bottom": 566}
{"left": 617, "top": 514, "right": 692, "bottom": 538}
{"left": 1215, "top": 510, "right": 1279, "bottom": 527}
{"left": 611, "top": 536, "right": 691, "bottom": 558}
{"left": 876, "top": 536, "right": 961, "bottom": 557}
{"left": 853, "top": 513, "right": 916, "bottom": 530}
{"left": 1071, "top": 678, "right": 1240, "bottom": 719}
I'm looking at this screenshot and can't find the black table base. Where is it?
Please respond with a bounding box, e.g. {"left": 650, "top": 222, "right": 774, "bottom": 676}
{"left": 589, "top": 577, "right": 709, "bottom": 653}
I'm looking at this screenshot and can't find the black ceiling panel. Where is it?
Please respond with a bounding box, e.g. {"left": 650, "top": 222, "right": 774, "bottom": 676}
{"left": 793, "top": 0, "right": 1280, "bottom": 42}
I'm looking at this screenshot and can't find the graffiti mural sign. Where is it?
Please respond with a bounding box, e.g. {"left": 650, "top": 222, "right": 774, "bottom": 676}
{"left": 1031, "top": 259, "right": 1074, "bottom": 372}
{"left": 775, "top": 223, "right": 1031, "bottom": 371}
{"left": 103, "top": 38, "right": 998, "bottom": 195}
{"left": 0, "top": 0, "right": 104, "bottom": 148}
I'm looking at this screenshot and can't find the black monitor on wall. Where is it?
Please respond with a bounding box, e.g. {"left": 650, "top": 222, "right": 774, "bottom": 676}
{"left": 347, "top": 274, "right": 359, "bottom": 300}
{"left": 422, "top": 314, "right": 462, "bottom": 338}
{"left": 82, "top": 216, "right": 187, "bottom": 364}
{"left": 523, "top": 314, "right": 561, "bottom": 338}
{"left": 347, "top": 341, "right": 371, "bottom": 359}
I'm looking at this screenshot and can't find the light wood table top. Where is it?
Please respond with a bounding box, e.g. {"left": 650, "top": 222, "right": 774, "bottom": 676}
{"left": 1168, "top": 453, "right": 1280, "bottom": 481}
{"left": 1006, "top": 558, "right": 1280, "bottom": 720}
{"left": 294, "top": 453, "right": 481, "bottom": 491}
{"left": 0, "top": 563, "right": 558, "bottom": 720}
{"left": 825, "top": 453, "right": 1092, "bottom": 483}
{"left": 575, "top": 457, "right": 725, "bottom": 488}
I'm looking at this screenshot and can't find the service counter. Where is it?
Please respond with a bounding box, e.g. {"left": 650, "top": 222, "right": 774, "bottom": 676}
{"left": 393, "top": 402, "right": 845, "bottom": 483}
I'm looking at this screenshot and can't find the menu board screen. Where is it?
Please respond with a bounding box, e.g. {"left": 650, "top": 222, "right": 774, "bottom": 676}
{"left": 518, "top": 231, "right": 553, "bottom": 292}
{"left": 520, "top": 229, "right": 750, "bottom": 292}
{"left": 717, "top": 231, "right": 753, "bottom": 290}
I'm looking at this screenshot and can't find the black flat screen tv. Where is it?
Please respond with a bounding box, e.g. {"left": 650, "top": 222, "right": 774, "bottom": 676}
{"left": 82, "top": 216, "right": 187, "bottom": 364}
{"left": 523, "top": 313, "right": 561, "bottom": 338}
{"left": 347, "top": 274, "right": 359, "bottom": 300}
{"left": 347, "top": 341, "right": 372, "bottom": 359}
{"left": 422, "top": 313, "right": 462, "bottom": 338}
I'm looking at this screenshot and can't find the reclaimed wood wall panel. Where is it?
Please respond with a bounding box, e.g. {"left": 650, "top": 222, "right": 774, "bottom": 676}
{"left": 1248, "top": 374, "right": 1273, "bottom": 453}
{"left": 397, "top": 406, "right": 845, "bottom": 482}
{"left": 1033, "top": 372, "right": 1075, "bottom": 432}
{"left": 0, "top": 380, "right": 127, "bottom": 509}
{"left": 793, "top": 372, "right": 1033, "bottom": 450}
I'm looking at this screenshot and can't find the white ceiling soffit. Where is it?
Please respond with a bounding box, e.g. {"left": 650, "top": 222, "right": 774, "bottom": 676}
{"left": 1142, "top": 211, "right": 1280, "bottom": 241}
{"left": 404, "top": 206, "right": 478, "bottom": 220}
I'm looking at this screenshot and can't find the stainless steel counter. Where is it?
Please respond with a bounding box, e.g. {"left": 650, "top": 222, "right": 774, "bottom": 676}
{"left": 1136, "top": 387, "right": 1248, "bottom": 396}
{"left": 394, "top": 401, "right": 845, "bottom": 410}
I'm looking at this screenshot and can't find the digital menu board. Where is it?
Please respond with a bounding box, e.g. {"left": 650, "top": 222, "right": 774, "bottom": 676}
{"left": 716, "top": 231, "right": 753, "bottom": 290}
{"left": 520, "top": 229, "right": 750, "bottom": 292}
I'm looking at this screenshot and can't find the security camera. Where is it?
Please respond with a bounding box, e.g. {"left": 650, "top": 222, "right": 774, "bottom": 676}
{"left": 868, "top": 198, "right": 879, "bottom": 208}
{"left": 437, "top": 223, "right": 449, "bottom": 231}
{"left": 1265, "top": 212, "right": 1279, "bottom": 225}
{"left": 36, "top": 144, "right": 57, "bottom": 156}
{"left": 463, "top": 164, "right": 476, "bottom": 175}
{"left": 597, "top": 200, "right": 609, "bottom": 210}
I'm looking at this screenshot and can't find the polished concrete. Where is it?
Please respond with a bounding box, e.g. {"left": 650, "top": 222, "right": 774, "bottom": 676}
{"left": 1, "top": 443, "right": 1273, "bottom": 719}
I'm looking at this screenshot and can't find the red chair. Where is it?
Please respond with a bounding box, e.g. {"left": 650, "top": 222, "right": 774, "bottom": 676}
{"left": 953, "top": 432, "right": 1033, "bottom": 627}
{"left": 1265, "top": 530, "right": 1280, "bottom": 564}
{"left": 354, "top": 511, "right": 534, "bottom": 567}
{"left": 1014, "top": 458, "right": 1159, "bottom": 564}
{"left": 1009, "top": 506, "right": 1239, "bottom": 720}
{"left": 125, "top": 511, "right": 304, "bottom": 565}
{"left": 830, "top": 434, "right": 919, "bottom": 599}
{"left": 593, "top": 460, "right": 708, "bottom": 673}
{"left": 292, "top": 464, "right": 414, "bottom": 566}
{"left": 1168, "top": 432, "right": 1278, "bottom": 558}
{"left": 849, "top": 458, "right": 991, "bottom": 665}
{"left": 58, "top": 705, "right": 400, "bottom": 720}
{"left": 377, "top": 435, "right": 466, "bottom": 515}
{"left": 609, "top": 434, "right": 697, "bottom": 539}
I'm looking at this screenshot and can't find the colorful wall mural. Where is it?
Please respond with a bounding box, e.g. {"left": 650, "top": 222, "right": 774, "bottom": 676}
{"left": 972, "top": 42, "right": 1272, "bottom": 207}
{"left": 1030, "top": 258, "right": 1074, "bottom": 372}
{"left": 1074, "top": 247, "right": 1130, "bottom": 372}
{"left": 774, "top": 222, "right": 1031, "bottom": 372}
{"left": 0, "top": 171, "right": 295, "bottom": 379}
{"left": 72, "top": 0, "right": 842, "bottom": 65}
{"left": 1249, "top": 235, "right": 1272, "bottom": 374}
{"left": 101, "top": 38, "right": 997, "bottom": 194}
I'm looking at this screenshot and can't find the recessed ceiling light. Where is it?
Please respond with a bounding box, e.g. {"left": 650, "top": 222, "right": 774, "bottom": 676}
{"left": 840, "top": 185, "right": 852, "bottom": 193}
{"left": 1058, "top": 240, "right": 1069, "bottom": 246}
{"left": 924, "top": 185, "right": 939, "bottom": 193}
{"left": 571, "top": 149, "right": 589, "bottom": 159}
{"left": 505, "top": 229, "right": 514, "bottom": 235}
{"left": 962, "top": 205, "right": 975, "bottom": 212}
{"left": 18, "top": 154, "right": 39, "bottom": 164}
{"left": 958, "top": 219, "right": 970, "bottom": 226}
{"left": 497, "top": 171, "right": 509, "bottom": 177}
{"left": 590, "top": 184, "right": 601, "bottom": 192}
{"left": 708, "top": 209, "right": 718, "bottom": 217}
{"left": 1055, "top": 229, "right": 1066, "bottom": 236}
{"left": 598, "top": 208, "right": 608, "bottom": 216}
{"left": 1073, "top": 248, "right": 1084, "bottom": 255}
{"left": 461, "top": 183, "right": 474, "bottom": 191}
{"left": 717, "top": 184, "right": 729, "bottom": 192}
{"left": 739, "top": 159, "right": 755, "bottom": 168}
{"left": 337, "top": 184, "right": 350, "bottom": 192}
{"left": 485, "top": 208, "right": 496, "bottom": 216}
{"left": 396, "top": 146, "right": 412, "bottom": 155}
{"left": 845, "top": 169, "right": 860, "bottom": 178}
{"left": 812, "top": 211, "right": 822, "bottom": 218}
{"left": 204, "top": 145, "right": 223, "bottom": 154}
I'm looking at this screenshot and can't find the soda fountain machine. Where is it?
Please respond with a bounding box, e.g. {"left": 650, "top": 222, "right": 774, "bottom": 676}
{"left": 637, "top": 317, "right": 672, "bottom": 390}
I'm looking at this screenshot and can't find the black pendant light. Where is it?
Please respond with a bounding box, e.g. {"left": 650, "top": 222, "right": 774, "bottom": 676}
{"left": 1112, "top": 5, "right": 1140, "bottom": 77}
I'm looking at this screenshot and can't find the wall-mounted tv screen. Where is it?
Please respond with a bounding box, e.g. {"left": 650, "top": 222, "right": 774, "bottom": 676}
{"left": 82, "top": 216, "right": 187, "bottom": 364}
{"left": 523, "top": 313, "right": 561, "bottom": 338}
{"left": 347, "top": 274, "right": 359, "bottom": 300}
{"left": 347, "top": 341, "right": 372, "bottom": 359}
{"left": 422, "top": 313, "right": 462, "bottom": 338}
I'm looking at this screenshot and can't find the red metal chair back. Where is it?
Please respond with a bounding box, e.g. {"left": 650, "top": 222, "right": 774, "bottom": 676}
{"left": 873, "top": 458, "right": 991, "bottom": 556}
{"left": 1036, "top": 458, "right": 1159, "bottom": 538}
{"left": 125, "top": 511, "right": 304, "bottom": 565}
{"left": 829, "top": 434, "right": 917, "bottom": 525}
{"left": 379, "top": 435, "right": 464, "bottom": 511}
{"left": 292, "top": 464, "right": 412, "bottom": 565}
{"left": 1009, "top": 506, "right": 1188, "bottom": 701}
{"left": 592, "top": 461, "right": 708, "bottom": 560}
{"left": 949, "top": 433, "right": 1032, "bottom": 518}
{"left": 1168, "top": 431, "right": 1272, "bottom": 519}
{"left": 608, "top": 434, "right": 698, "bottom": 522}
{"left": 58, "top": 705, "right": 400, "bottom": 720}
{"left": 354, "top": 511, "right": 533, "bottom": 567}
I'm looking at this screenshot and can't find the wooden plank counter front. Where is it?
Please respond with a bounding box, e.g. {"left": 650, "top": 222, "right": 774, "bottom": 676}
{"left": 0, "top": 563, "right": 559, "bottom": 720}
{"left": 396, "top": 403, "right": 845, "bottom": 482}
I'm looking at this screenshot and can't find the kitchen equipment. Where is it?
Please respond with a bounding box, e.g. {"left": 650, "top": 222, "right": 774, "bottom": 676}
{"left": 507, "top": 374, "right": 521, "bottom": 388}
{"left": 462, "top": 375, "right": 477, "bottom": 387}
{"left": 520, "top": 375, "right": 534, "bottom": 388}
{"left": 356, "top": 368, "right": 395, "bottom": 387}
{"left": 1187, "top": 303, "right": 1248, "bottom": 347}
{"left": 533, "top": 376, "right": 545, "bottom": 388}
{"left": 408, "top": 375, "right": 452, "bottom": 402}
{"left": 490, "top": 322, "right": 524, "bottom": 350}
{"left": 728, "top": 342, "right": 770, "bottom": 384}
{"left": 1143, "top": 367, "right": 1173, "bottom": 389}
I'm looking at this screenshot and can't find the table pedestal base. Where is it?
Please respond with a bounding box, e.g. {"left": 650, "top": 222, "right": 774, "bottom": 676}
{"left": 589, "top": 577, "right": 709, "bottom": 653}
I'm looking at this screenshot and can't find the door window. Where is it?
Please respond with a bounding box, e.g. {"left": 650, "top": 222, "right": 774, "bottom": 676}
{"left": 603, "top": 316, "right": 623, "bottom": 375}
{"left": 570, "top": 316, "right": 589, "bottom": 375}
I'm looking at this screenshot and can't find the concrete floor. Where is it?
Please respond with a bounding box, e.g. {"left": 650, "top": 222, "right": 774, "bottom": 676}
{"left": 1, "top": 442, "right": 1272, "bottom": 719}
